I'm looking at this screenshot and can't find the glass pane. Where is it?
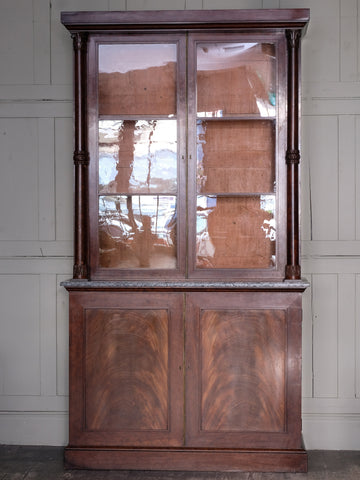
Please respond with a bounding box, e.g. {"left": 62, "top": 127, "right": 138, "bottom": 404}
{"left": 197, "top": 43, "right": 276, "bottom": 117}
{"left": 197, "top": 120, "right": 275, "bottom": 194}
{"left": 99, "top": 44, "right": 177, "bottom": 115}
{"left": 99, "top": 120, "right": 177, "bottom": 194}
{"left": 99, "top": 195, "right": 177, "bottom": 269}
{"left": 196, "top": 195, "right": 275, "bottom": 269}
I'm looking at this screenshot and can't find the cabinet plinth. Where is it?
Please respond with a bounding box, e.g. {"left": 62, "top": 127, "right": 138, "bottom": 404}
{"left": 61, "top": 8, "right": 309, "bottom": 473}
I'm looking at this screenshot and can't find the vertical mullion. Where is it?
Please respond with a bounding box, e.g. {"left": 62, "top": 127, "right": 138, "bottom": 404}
{"left": 177, "top": 35, "right": 188, "bottom": 277}
{"left": 186, "top": 34, "right": 197, "bottom": 278}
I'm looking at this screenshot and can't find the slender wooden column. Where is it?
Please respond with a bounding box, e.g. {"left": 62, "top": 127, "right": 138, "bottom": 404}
{"left": 72, "top": 33, "right": 89, "bottom": 279}
{"left": 285, "top": 29, "right": 301, "bottom": 280}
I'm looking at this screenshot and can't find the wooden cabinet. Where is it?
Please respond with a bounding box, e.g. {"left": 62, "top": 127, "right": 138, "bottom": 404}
{"left": 61, "top": 9, "right": 310, "bottom": 472}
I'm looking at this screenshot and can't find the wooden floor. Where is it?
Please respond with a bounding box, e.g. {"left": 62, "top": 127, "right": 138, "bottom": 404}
{"left": 0, "top": 446, "right": 359, "bottom": 479}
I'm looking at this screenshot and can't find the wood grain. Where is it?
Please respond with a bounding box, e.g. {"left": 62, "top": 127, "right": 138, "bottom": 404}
{"left": 200, "top": 308, "right": 286, "bottom": 433}
{"left": 85, "top": 307, "right": 169, "bottom": 431}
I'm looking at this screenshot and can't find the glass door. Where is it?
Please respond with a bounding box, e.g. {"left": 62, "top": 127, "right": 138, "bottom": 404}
{"left": 188, "top": 34, "right": 286, "bottom": 279}
{"left": 89, "top": 35, "right": 186, "bottom": 279}
{"left": 88, "top": 33, "right": 285, "bottom": 280}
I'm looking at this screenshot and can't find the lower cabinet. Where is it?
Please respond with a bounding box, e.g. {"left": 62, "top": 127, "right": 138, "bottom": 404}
{"left": 65, "top": 288, "right": 307, "bottom": 472}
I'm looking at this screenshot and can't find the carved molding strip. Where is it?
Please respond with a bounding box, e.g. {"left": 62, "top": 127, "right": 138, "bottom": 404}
{"left": 71, "top": 32, "right": 88, "bottom": 52}
{"left": 286, "top": 29, "right": 301, "bottom": 49}
{"left": 73, "top": 263, "right": 88, "bottom": 279}
{"left": 73, "top": 150, "right": 89, "bottom": 166}
{"left": 286, "top": 149, "right": 300, "bottom": 165}
{"left": 285, "top": 264, "right": 301, "bottom": 280}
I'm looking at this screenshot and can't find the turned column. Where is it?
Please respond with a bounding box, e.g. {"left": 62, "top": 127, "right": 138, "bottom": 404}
{"left": 71, "top": 33, "right": 89, "bottom": 279}
{"left": 285, "top": 29, "right": 302, "bottom": 280}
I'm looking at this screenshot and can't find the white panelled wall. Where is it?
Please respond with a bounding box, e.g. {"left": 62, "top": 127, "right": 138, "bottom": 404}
{"left": 0, "top": 0, "right": 359, "bottom": 449}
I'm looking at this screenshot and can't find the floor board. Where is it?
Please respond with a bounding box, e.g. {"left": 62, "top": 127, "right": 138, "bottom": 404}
{"left": 0, "top": 447, "right": 359, "bottom": 479}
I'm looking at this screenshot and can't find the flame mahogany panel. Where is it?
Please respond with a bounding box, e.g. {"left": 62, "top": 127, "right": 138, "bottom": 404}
{"left": 200, "top": 308, "right": 286, "bottom": 433}
{"left": 85, "top": 308, "right": 169, "bottom": 431}
{"left": 68, "top": 291, "right": 184, "bottom": 447}
{"left": 185, "top": 291, "right": 303, "bottom": 449}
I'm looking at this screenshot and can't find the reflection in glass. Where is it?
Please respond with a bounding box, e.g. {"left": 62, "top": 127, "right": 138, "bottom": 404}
{"left": 197, "top": 120, "right": 275, "bottom": 194}
{"left": 98, "top": 44, "right": 177, "bottom": 115}
{"left": 99, "top": 120, "right": 177, "bottom": 194}
{"left": 197, "top": 43, "right": 276, "bottom": 117}
{"left": 196, "top": 195, "right": 275, "bottom": 269}
{"left": 99, "top": 195, "right": 177, "bottom": 269}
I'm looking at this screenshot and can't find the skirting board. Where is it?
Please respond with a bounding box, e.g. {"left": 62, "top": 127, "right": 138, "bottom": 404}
{"left": 1, "top": 412, "right": 360, "bottom": 450}
{"left": 0, "top": 412, "right": 68, "bottom": 446}
{"left": 302, "top": 414, "right": 360, "bottom": 450}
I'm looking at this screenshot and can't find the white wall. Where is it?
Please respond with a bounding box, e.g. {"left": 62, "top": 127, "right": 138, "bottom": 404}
{"left": 0, "top": 0, "right": 359, "bottom": 449}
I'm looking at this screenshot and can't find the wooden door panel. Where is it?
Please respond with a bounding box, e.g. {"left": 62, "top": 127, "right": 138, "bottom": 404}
{"left": 200, "top": 308, "right": 286, "bottom": 433}
{"left": 85, "top": 308, "right": 169, "bottom": 432}
{"left": 69, "top": 291, "right": 184, "bottom": 447}
{"left": 185, "top": 292, "right": 303, "bottom": 449}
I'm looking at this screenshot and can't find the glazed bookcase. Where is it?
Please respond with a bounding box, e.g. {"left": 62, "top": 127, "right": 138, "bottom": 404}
{"left": 61, "top": 9, "right": 310, "bottom": 472}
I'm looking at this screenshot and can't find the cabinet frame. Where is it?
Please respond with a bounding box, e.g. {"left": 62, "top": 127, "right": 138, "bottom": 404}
{"left": 61, "top": 8, "right": 310, "bottom": 473}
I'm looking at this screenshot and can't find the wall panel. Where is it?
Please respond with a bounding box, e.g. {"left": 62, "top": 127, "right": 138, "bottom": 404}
{"left": 312, "top": 274, "right": 338, "bottom": 398}
{"left": 1, "top": 0, "right": 360, "bottom": 450}
{"left": 55, "top": 117, "right": 73, "bottom": 243}
{"left": 40, "top": 274, "right": 58, "bottom": 396}
{"left": 338, "top": 274, "right": 356, "bottom": 399}
{"left": 0, "top": 118, "right": 41, "bottom": 241}
{"left": 33, "top": 0, "right": 51, "bottom": 85}
{"left": 307, "top": 116, "right": 338, "bottom": 241}
{"left": 204, "top": 0, "right": 262, "bottom": 8}
{"left": 356, "top": 275, "right": 360, "bottom": 398}
{"left": 356, "top": 117, "right": 360, "bottom": 240}
{"left": 127, "top": 0, "right": 189, "bottom": 9}
{"left": 339, "top": 116, "right": 356, "bottom": 240}
{"left": 0, "top": 1, "right": 34, "bottom": 85}
{"left": 0, "top": 275, "right": 40, "bottom": 396}
{"left": 340, "top": 0, "right": 359, "bottom": 82}
{"left": 56, "top": 275, "right": 70, "bottom": 397}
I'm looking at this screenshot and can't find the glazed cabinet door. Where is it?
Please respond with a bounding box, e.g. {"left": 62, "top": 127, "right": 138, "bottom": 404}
{"left": 185, "top": 291, "right": 303, "bottom": 449}
{"left": 68, "top": 291, "right": 184, "bottom": 447}
{"left": 187, "top": 33, "right": 287, "bottom": 280}
{"left": 86, "top": 32, "right": 287, "bottom": 281}
{"left": 88, "top": 34, "right": 186, "bottom": 280}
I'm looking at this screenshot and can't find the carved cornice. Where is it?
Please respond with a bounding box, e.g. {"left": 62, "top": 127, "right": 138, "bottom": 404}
{"left": 286, "top": 29, "right": 301, "bottom": 49}
{"left": 286, "top": 149, "right": 300, "bottom": 165}
{"left": 73, "top": 150, "right": 89, "bottom": 166}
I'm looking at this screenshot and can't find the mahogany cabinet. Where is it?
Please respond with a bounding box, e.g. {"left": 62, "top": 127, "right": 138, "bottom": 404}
{"left": 61, "top": 9, "right": 310, "bottom": 472}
